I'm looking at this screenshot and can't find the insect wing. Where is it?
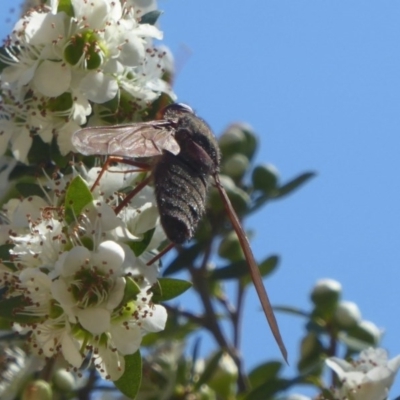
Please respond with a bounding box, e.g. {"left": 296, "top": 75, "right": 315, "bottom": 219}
{"left": 72, "top": 120, "right": 180, "bottom": 158}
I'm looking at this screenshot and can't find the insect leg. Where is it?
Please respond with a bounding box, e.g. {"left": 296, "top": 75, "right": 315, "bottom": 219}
{"left": 91, "top": 156, "right": 150, "bottom": 191}
{"left": 146, "top": 242, "right": 175, "bottom": 266}
{"left": 213, "top": 174, "right": 288, "bottom": 363}
{"left": 114, "top": 175, "right": 152, "bottom": 215}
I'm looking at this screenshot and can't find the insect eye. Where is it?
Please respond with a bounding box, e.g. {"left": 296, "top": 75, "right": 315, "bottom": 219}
{"left": 163, "top": 103, "right": 194, "bottom": 118}
{"left": 176, "top": 103, "right": 194, "bottom": 113}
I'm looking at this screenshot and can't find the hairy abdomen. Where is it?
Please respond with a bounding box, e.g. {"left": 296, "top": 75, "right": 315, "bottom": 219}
{"left": 153, "top": 152, "right": 208, "bottom": 244}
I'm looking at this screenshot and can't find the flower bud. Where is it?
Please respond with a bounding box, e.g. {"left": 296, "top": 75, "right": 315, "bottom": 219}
{"left": 237, "top": 122, "right": 258, "bottom": 161}
{"left": 22, "top": 380, "right": 52, "bottom": 400}
{"left": 219, "top": 125, "right": 246, "bottom": 158}
{"left": 218, "top": 231, "right": 244, "bottom": 262}
{"left": 252, "top": 164, "right": 279, "bottom": 193}
{"left": 347, "top": 320, "right": 382, "bottom": 347}
{"left": 53, "top": 369, "right": 76, "bottom": 392}
{"left": 310, "top": 279, "right": 341, "bottom": 307}
{"left": 207, "top": 353, "right": 238, "bottom": 399}
{"left": 334, "top": 301, "right": 362, "bottom": 329}
{"left": 208, "top": 175, "right": 250, "bottom": 215}
{"left": 221, "top": 154, "right": 249, "bottom": 181}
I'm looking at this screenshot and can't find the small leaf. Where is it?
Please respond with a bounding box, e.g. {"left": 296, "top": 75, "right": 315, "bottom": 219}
{"left": 193, "top": 350, "right": 223, "bottom": 390}
{"left": 118, "top": 277, "right": 141, "bottom": 307}
{"left": 243, "top": 255, "right": 279, "bottom": 286}
{"left": 0, "top": 244, "right": 13, "bottom": 262}
{"left": 152, "top": 278, "right": 192, "bottom": 303}
{"left": 0, "top": 296, "right": 42, "bottom": 323}
{"left": 244, "top": 377, "right": 291, "bottom": 400}
{"left": 210, "top": 260, "right": 248, "bottom": 280}
{"left": 114, "top": 351, "right": 142, "bottom": 399}
{"left": 273, "top": 305, "right": 310, "bottom": 318}
{"left": 163, "top": 243, "right": 202, "bottom": 276}
{"left": 64, "top": 176, "right": 93, "bottom": 224}
{"left": 140, "top": 10, "right": 163, "bottom": 25}
{"left": 248, "top": 361, "right": 283, "bottom": 389}
{"left": 273, "top": 171, "right": 316, "bottom": 199}
{"left": 16, "top": 183, "right": 45, "bottom": 198}
{"left": 27, "top": 135, "right": 52, "bottom": 166}
{"left": 129, "top": 228, "right": 155, "bottom": 257}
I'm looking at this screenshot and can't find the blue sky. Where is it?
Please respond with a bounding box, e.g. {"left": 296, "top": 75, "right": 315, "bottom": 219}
{"left": 2, "top": 0, "right": 400, "bottom": 397}
{"left": 159, "top": 1, "right": 400, "bottom": 396}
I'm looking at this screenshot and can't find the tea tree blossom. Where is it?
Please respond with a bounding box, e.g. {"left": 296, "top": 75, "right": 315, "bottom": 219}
{"left": 0, "top": 169, "right": 167, "bottom": 380}
{"left": 0, "top": 0, "right": 175, "bottom": 161}
{"left": 326, "top": 347, "right": 400, "bottom": 400}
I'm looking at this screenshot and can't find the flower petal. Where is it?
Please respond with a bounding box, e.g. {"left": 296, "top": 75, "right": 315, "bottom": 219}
{"left": 77, "top": 307, "right": 111, "bottom": 334}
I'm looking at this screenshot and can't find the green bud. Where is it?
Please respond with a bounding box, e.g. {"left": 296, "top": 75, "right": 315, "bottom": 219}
{"left": 198, "top": 384, "right": 217, "bottom": 400}
{"left": 221, "top": 154, "right": 249, "bottom": 181}
{"left": 218, "top": 125, "right": 246, "bottom": 158}
{"left": 238, "top": 122, "right": 258, "bottom": 160}
{"left": 22, "top": 380, "right": 52, "bottom": 400}
{"left": 207, "top": 353, "right": 238, "bottom": 400}
{"left": 334, "top": 301, "right": 362, "bottom": 329}
{"left": 310, "top": 279, "right": 341, "bottom": 307}
{"left": 208, "top": 175, "right": 250, "bottom": 216}
{"left": 218, "top": 231, "right": 244, "bottom": 262}
{"left": 53, "top": 369, "right": 75, "bottom": 392}
{"left": 346, "top": 320, "right": 381, "bottom": 347}
{"left": 252, "top": 163, "right": 279, "bottom": 193}
{"left": 218, "top": 123, "right": 258, "bottom": 161}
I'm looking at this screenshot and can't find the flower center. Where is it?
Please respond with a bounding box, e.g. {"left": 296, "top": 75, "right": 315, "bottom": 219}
{"left": 64, "top": 30, "right": 104, "bottom": 69}
{"left": 71, "top": 268, "right": 111, "bottom": 307}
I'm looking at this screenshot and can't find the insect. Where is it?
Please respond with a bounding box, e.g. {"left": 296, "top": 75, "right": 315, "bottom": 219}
{"left": 72, "top": 103, "right": 287, "bottom": 361}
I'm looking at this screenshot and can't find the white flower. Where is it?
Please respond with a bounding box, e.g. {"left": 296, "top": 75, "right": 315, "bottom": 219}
{"left": 326, "top": 347, "right": 400, "bottom": 400}
{"left": 0, "top": 168, "right": 167, "bottom": 378}
{"left": 0, "top": 0, "right": 175, "bottom": 161}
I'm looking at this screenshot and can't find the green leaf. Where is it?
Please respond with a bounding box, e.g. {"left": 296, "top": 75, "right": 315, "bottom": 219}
{"left": 64, "top": 176, "right": 93, "bottom": 224}
{"left": 0, "top": 296, "right": 42, "bottom": 324}
{"left": 248, "top": 361, "right": 283, "bottom": 389}
{"left": 140, "top": 10, "right": 163, "bottom": 25}
{"left": 163, "top": 243, "right": 202, "bottom": 276}
{"left": 16, "top": 183, "right": 45, "bottom": 198}
{"left": 210, "top": 256, "right": 278, "bottom": 281}
{"left": 129, "top": 228, "right": 155, "bottom": 257}
{"left": 210, "top": 260, "right": 248, "bottom": 280}
{"left": 152, "top": 278, "right": 192, "bottom": 303}
{"left": 272, "top": 305, "right": 310, "bottom": 318}
{"left": 0, "top": 244, "right": 13, "bottom": 262}
{"left": 114, "top": 351, "right": 142, "bottom": 399}
{"left": 57, "top": 0, "right": 74, "bottom": 17}
{"left": 243, "top": 255, "right": 279, "bottom": 286}
{"left": 118, "top": 277, "right": 141, "bottom": 307}
{"left": 244, "top": 377, "right": 291, "bottom": 400}
{"left": 273, "top": 171, "right": 316, "bottom": 199}
{"left": 27, "top": 135, "right": 52, "bottom": 166}
{"left": 193, "top": 350, "right": 223, "bottom": 390}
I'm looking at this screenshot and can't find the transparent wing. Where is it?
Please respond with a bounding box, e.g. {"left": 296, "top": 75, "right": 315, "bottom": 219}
{"left": 72, "top": 120, "right": 180, "bottom": 158}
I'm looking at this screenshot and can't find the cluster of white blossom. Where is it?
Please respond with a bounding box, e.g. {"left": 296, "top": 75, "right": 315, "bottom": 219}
{"left": 0, "top": 166, "right": 167, "bottom": 380}
{"left": 0, "top": 0, "right": 175, "bottom": 162}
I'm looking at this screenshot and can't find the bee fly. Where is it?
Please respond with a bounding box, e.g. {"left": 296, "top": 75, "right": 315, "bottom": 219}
{"left": 72, "top": 103, "right": 287, "bottom": 361}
